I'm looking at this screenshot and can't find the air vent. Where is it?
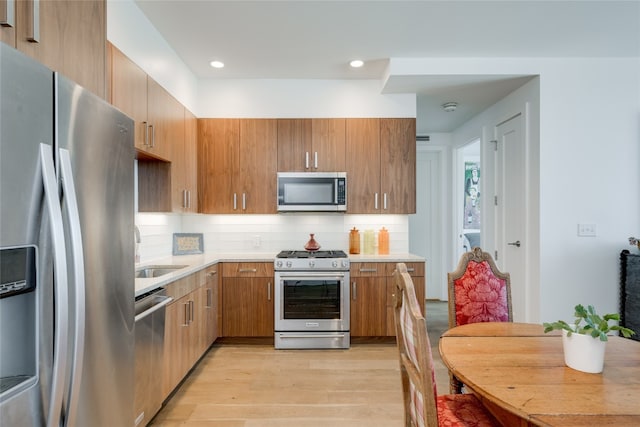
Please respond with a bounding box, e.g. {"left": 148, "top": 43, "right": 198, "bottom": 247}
{"left": 416, "top": 135, "right": 430, "bottom": 142}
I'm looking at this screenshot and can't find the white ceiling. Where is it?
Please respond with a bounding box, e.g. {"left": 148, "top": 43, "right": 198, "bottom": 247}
{"left": 134, "top": 0, "right": 640, "bottom": 132}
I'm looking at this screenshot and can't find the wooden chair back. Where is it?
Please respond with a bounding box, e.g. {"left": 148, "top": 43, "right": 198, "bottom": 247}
{"left": 393, "top": 262, "right": 438, "bottom": 427}
{"left": 447, "top": 247, "right": 513, "bottom": 329}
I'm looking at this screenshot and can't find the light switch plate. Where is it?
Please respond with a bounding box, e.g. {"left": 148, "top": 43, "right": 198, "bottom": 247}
{"left": 578, "top": 223, "right": 597, "bottom": 237}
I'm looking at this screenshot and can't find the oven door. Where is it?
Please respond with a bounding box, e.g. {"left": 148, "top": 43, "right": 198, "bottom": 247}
{"left": 275, "top": 271, "right": 349, "bottom": 331}
{"left": 274, "top": 271, "right": 350, "bottom": 349}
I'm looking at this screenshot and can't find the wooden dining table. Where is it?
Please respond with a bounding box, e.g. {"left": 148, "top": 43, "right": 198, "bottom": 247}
{"left": 439, "top": 322, "right": 640, "bottom": 427}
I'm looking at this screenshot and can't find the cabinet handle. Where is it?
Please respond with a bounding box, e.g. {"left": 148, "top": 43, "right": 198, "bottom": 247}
{"left": 183, "top": 303, "right": 189, "bottom": 326}
{"left": 149, "top": 124, "right": 155, "bottom": 148}
{"left": 207, "top": 270, "right": 217, "bottom": 277}
{"left": 242, "top": 193, "right": 246, "bottom": 210}
{"left": 206, "top": 288, "right": 212, "bottom": 308}
{"left": 314, "top": 152, "right": 318, "bottom": 169}
{"left": 182, "top": 190, "right": 187, "bottom": 208}
{"left": 238, "top": 268, "right": 257, "bottom": 273}
{"left": 233, "top": 193, "right": 237, "bottom": 210}
{"left": 374, "top": 193, "right": 379, "bottom": 210}
{"left": 407, "top": 267, "right": 415, "bottom": 273}
{"left": 359, "top": 268, "right": 377, "bottom": 273}
{"left": 189, "top": 300, "right": 194, "bottom": 323}
{"left": 305, "top": 152, "right": 309, "bottom": 169}
{"left": 383, "top": 193, "right": 388, "bottom": 210}
{"left": 26, "top": 0, "right": 39, "bottom": 42}
{"left": 0, "top": 0, "right": 15, "bottom": 27}
{"left": 352, "top": 282, "right": 357, "bottom": 300}
{"left": 187, "top": 190, "right": 191, "bottom": 208}
{"left": 267, "top": 282, "right": 271, "bottom": 301}
{"left": 142, "top": 122, "right": 149, "bottom": 146}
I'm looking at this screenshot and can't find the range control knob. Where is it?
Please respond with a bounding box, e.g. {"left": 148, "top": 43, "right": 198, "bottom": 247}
{"left": 276, "top": 260, "right": 283, "bottom": 268}
{"left": 342, "top": 260, "right": 350, "bottom": 268}
{"left": 286, "top": 261, "right": 292, "bottom": 268}
{"left": 332, "top": 260, "right": 338, "bottom": 268}
{"left": 309, "top": 260, "right": 315, "bottom": 268}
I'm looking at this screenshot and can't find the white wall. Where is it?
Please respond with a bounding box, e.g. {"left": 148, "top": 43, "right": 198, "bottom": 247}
{"left": 107, "top": 0, "right": 199, "bottom": 113}
{"left": 421, "top": 57, "right": 640, "bottom": 322}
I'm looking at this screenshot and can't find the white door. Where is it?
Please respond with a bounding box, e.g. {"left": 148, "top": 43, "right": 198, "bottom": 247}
{"left": 410, "top": 149, "right": 443, "bottom": 300}
{"left": 495, "top": 114, "right": 527, "bottom": 321}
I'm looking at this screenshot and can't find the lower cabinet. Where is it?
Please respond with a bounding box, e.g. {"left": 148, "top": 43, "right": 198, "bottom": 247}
{"left": 161, "top": 266, "right": 219, "bottom": 400}
{"left": 221, "top": 262, "right": 274, "bottom": 337}
{"left": 350, "top": 261, "right": 425, "bottom": 337}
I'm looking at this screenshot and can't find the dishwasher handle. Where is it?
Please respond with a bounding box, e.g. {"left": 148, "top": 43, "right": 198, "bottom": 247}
{"left": 134, "top": 296, "right": 173, "bottom": 322}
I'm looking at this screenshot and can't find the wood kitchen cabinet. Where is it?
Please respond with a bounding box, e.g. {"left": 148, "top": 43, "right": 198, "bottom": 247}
{"left": 221, "top": 262, "right": 274, "bottom": 337}
{"left": 2, "top": 0, "right": 106, "bottom": 98}
{"left": 110, "top": 43, "right": 178, "bottom": 162}
{"left": 350, "top": 263, "right": 387, "bottom": 337}
{"left": 350, "top": 261, "right": 425, "bottom": 337}
{"left": 277, "top": 118, "right": 345, "bottom": 172}
{"left": 346, "top": 118, "right": 416, "bottom": 214}
{"left": 198, "top": 119, "right": 277, "bottom": 214}
{"left": 162, "top": 268, "right": 218, "bottom": 399}
{"left": 171, "top": 108, "right": 198, "bottom": 212}
{"left": 202, "top": 265, "right": 219, "bottom": 349}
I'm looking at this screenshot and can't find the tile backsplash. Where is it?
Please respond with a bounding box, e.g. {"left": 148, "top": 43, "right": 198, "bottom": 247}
{"left": 135, "top": 213, "right": 409, "bottom": 262}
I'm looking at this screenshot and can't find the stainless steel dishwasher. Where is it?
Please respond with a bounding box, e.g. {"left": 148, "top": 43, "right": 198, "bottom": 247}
{"left": 134, "top": 288, "right": 172, "bottom": 427}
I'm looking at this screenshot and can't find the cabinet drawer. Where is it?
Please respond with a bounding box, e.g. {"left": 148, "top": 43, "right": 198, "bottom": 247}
{"left": 385, "top": 262, "right": 424, "bottom": 277}
{"left": 350, "top": 262, "right": 383, "bottom": 277}
{"left": 164, "top": 271, "right": 201, "bottom": 301}
{"left": 222, "top": 262, "right": 274, "bottom": 277}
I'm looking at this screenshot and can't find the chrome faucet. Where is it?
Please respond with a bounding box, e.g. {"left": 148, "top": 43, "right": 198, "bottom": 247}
{"left": 134, "top": 225, "right": 141, "bottom": 263}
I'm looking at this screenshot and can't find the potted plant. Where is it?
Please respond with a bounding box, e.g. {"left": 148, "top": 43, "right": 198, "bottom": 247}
{"left": 543, "top": 304, "right": 636, "bottom": 373}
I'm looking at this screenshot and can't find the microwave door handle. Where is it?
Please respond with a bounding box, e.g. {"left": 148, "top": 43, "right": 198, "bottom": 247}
{"left": 40, "top": 144, "right": 69, "bottom": 427}
{"left": 334, "top": 178, "right": 338, "bottom": 204}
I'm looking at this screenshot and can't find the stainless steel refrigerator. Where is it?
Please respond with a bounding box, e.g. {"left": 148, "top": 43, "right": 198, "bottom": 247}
{"left": 0, "top": 44, "right": 135, "bottom": 426}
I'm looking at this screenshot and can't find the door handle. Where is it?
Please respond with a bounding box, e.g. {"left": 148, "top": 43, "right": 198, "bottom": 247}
{"left": 508, "top": 240, "right": 521, "bottom": 248}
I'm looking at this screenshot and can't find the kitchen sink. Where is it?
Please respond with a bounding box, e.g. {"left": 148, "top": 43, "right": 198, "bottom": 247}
{"left": 135, "top": 265, "right": 188, "bottom": 279}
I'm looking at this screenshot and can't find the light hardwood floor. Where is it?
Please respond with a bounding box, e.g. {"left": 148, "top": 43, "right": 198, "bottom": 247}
{"left": 150, "top": 302, "right": 449, "bottom": 427}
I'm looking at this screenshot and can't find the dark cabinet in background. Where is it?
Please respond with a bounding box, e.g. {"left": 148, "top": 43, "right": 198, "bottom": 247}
{"left": 620, "top": 250, "right": 640, "bottom": 341}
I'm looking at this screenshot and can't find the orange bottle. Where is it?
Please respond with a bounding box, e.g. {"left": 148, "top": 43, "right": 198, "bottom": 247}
{"left": 349, "top": 227, "right": 360, "bottom": 254}
{"left": 378, "top": 227, "right": 389, "bottom": 255}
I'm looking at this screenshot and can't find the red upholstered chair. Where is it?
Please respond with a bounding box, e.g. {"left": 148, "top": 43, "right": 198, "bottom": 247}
{"left": 393, "top": 263, "right": 499, "bottom": 427}
{"left": 447, "top": 247, "right": 512, "bottom": 394}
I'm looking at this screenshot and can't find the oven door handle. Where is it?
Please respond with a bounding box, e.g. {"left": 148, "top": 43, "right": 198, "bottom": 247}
{"left": 276, "top": 272, "right": 347, "bottom": 280}
{"left": 279, "top": 334, "right": 347, "bottom": 339}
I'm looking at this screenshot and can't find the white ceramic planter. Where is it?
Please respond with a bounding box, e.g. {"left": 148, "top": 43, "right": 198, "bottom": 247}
{"left": 562, "top": 330, "right": 606, "bottom": 373}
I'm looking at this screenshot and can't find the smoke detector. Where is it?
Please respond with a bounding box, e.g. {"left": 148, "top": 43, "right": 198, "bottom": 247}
{"left": 442, "top": 102, "right": 458, "bottom": 112}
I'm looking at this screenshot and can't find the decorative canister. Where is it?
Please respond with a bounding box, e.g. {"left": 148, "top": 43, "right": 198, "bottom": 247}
{"left": 304, "top": 233, "right": 321, "bottom": 251}
{"left": 378, "top": 227, "right": 389, "bottom": 255}
{"left": 349, "top": 227, "right": 361, "bottom": 254}
{"left": 363, "top": 229, "right": 375, "bottom": 255}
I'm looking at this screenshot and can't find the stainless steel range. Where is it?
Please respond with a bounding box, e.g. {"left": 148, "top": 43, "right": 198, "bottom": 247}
{"left": 274, "top": 250, "right": 350, "bottom": 349}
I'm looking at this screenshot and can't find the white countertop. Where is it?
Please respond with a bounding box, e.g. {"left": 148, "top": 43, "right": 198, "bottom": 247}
{"left": 135, "top": 251, "right": 425, "bottom": 297}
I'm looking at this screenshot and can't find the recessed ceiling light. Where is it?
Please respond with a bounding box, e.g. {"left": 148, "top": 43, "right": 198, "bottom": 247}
{"left": 350, "top": 59, "right": 364, "bottom": 68}
{"left": 210, "top": 60, "right": 224, "bottom": 69}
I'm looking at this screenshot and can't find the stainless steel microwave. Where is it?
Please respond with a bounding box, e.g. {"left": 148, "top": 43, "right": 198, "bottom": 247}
{"left": 277, "top": 172, "right": 347, "bottom": 212}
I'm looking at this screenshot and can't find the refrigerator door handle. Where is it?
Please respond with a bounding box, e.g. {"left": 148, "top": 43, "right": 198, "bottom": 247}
{"left": 40, "top": 144, "right": 69, "bottom": 427}
{"left": 59, "top": 148, "right": 86, "bottom": 427}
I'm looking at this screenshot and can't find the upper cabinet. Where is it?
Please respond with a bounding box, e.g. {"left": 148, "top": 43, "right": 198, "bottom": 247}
{"left": 2, "top": 0, "right": 106, "bottom": 98}
{"left": 110, "top": 44, "right": 177, "bottom": 161}
{"left": 109, "top": 44, "right": 148, "bottom": 153}
{"left": 198, "top": 119, "right": 277, "bottom": 214}
{"left": 379, "top": 118, "right": 416, "bottom": 214}
{"left": 172, "top": 108, "right": 198, "bottom": 212}
{"left": 346, "top": 118, "right": 416, "bottom": 214}
{"left": 277, "top": 119, "right": 345, "bottom": 172}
